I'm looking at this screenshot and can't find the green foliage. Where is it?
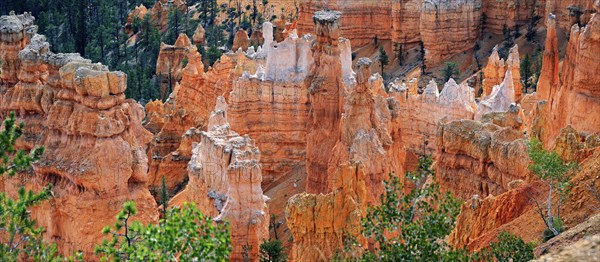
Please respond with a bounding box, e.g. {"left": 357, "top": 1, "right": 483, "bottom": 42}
{"left": 259, "top": 239, "right": 286, "bottom": 262}
{"left": 95, "top": 201, "right": 231, "bottom": 261}
{"left": 361, "top": 156, "right": 463, "bottom": 261}
{"left": 0, "top": 112, "right": 67, "bottom": 261}
{"left": 527, "top": 138, "right": 576, "bottom": 240}
{"left": 477, "top": 231, "right": 534, "bottom": 262}
{"left": 520, "top": 53, "right": 533, "bottom": 93}
{"left": 441, "top": 62, "right": 460, "bottom": 82}
{"left": 378, "top": 46, "right": 389, "bottom": 75}
{"left": 206, "top": 45, "right": 223, "bottom": 67}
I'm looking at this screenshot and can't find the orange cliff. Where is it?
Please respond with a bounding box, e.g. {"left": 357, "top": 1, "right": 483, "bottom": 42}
{"left": 171, "top": 97, "right": 269, "bottom": 262}
{"left": 388, "top": 78, "right": 477, "bottom": 166}
{"left": 155, "top": 33, "right": 194, "bottom": 100}
{"left": 305, "top": 10, "right": 344, "bottom": 195}
{"left": 0, "top": 13, "right": 158, "bottom": 257}
{"left": 534, "top": 2, "right": 600, "bottom": 147}
{"left": 420, "top": 0, "right": 482, "bottom": 68}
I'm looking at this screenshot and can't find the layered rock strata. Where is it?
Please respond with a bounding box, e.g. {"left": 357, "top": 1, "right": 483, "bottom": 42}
{"left": 171, "top": 97, "right": 269, "bottom": 262}
{"left": 388, "top": 78, "right": 476, "bottom": 161}
{"left": 285, "top": 164, "right": 367, "bottom": 262}
{"left": 155, "top": 33, "right": 194, "bottom": 100}
{"left": 305, "top": 10, "right": 345, "bottom": 194}
{"left": 0, "top": 13, "right": 158, "bottom": 257}
{"left": 537, "top": 2, "right": 600, "bottom": 147}
{"left": 420, "top": 0, "right": 482, "bottom": 68}
{"left": 436, "top": 117, "right": 530, "bottom": 199}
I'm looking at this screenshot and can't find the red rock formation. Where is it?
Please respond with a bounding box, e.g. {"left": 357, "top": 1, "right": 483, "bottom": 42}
{"left": 305, "top": 10, "right": 344, "bottom": 194}
{"left": 192, "top": 23, "right": 205, "bottom": 45}
{"left": 232, "top": 29, "right": 251, "bottom": 51}
{"left": 297, "top": 0, "right": 393, "bottom": 47}
{"left": 420, "top": 0, "right": 482, "bottom": 68}
{"left": 481, "top": 45, "right": 522, "bottom": 100}
{"left": 391, "top": 0, "right": 422, "bottom": 44}
{"left": 537, "top": 14, "right": 560, "bottom": 102}
{"left": 544, "top": 0, "right": 596, "bottom": 31}
{"left": 155, "top": 33, "right": 194, "bottom": 100}
{"left": 0, "top": 12, "right": 35, "bottom": 89}
{"left": 0, "top": 14, "right": 158, "bottom": 257}
{"left": 285, "top": 164, "right": 367, "bottom": 262}
{"left": 149, "top": 0, "right": 187, "bottom": 31}
{"left": 449, "top": 183, "right": 539, "bottom": 249}
{"left": 482, "top": 0, "right": 537, "bottom": 35}
{"left": 388, "top": 78, "right": 476, "bottom": 163}
{"left": 436, "top": 118, "right": 531, "bottom": 199}
{"left": 146, "top": 46, "right": 237, "bottom": 194}
{"left": 539, "top": 2, "right": 600, "bottom": 147}
{"left": 124, "top": 4, "right": 148, "bottom": 35}
{"left": 171, "top": 97, "right": 269, "bottom": 262}
{"left": 450, "top": 146, "right": 600, "bottom": 251}
{"left": 476, "top": 70, "right": 517, "bottom": 120}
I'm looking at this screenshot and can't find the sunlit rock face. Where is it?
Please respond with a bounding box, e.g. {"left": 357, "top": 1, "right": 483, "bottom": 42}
{"left": 297, "top": 0, "right": 393, "bottom": 47}
{"left": 535, "top": 2, "right": 600, "bottom": 147}
{"left": 155, "top": 33, "right": 194, "bottom": 100}
{"left": 543, "top": 0, "right": 597, "bottom": 32}
{"left": 420, "top": 0, "right": 482, "bottom": 68}
{"left": 285, "top": 164, "right": 367, "bottom": 262}
{"left": 481, "top": 45, "right": 522, "bottom": 100}
{"left": 436, "top": 116, "right": 530, "bottom": 199}
{"left": 0, "top": 13, "right": 158, "bottom": 258}
{"left": 305, "top": 10, "right": 345, "bottom": 195}
{"left": 482, "top": 0, "right": 538, "bottom": 34}
{"left": 388, "top": 78, "right": 476, "bottom": 166}
{"left": 171, "top": 97, "right": 269, "bottom": 262}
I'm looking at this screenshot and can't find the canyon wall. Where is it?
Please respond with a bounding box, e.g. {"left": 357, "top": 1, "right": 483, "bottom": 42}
{"left": 155, "top": 33, "right": 194, "bottom": 100}
{"left": 305, "top": 10, "right": 345, "bottom": 195}
{"left": 436, "top": 114, "right": 530, "bottom": 199}
{"left": 171, "top": 97, "right": 269, "bottom": 262}
{"left": 420, "top": 0, "right": 482, "bottom": 68}
{"left": 0, "top": 13, "right": 158, "bottom": 257}
{"left": 536, "top": 2, "right": 600, "bottom": 147}
{"left": 298, "top": 0, "right": 393, "bottom": 47}
{"left": 388, "top": 78, "right": 476, "bottom": 163}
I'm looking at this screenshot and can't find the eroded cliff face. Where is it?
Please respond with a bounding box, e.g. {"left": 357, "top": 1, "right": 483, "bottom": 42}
{"left": 544, "top": 0, "right": 597, "bottom": 31}
{"left": 285, "top": 164, "right": 367, "bottom": 262}
{"left": 450, "top": 145, "right": 600, "bottom": 251}
{"left": 481, "top": 45, "right": 522, "bottom": 100}
{"left": 540, "top": 2, "right": 600, "bottom": 147}
{"left": 0, "top": 13, "right": 158, "bottom": 257}
{"left": 420, "top": 0, "right": 482, "bottom": 68}
{"left": 388, "top": 78, "right": 476, "bottom": 165}
{"left": 155, "top": 33, "right": 194, "bottom": 100}
{"left": 305, "top": 11, "right": 345, "bottom": 195}
{"left": 298, "top": 0, "right": 393, "bottom": 47}
{"left": 436, "top": 115, "right": 530, "bottom": 199}
{"left": 482, "top": 0, "right": 538, "bottom": 35}
{"left": 171, "top": 97, "right": 269, "bottom": 262}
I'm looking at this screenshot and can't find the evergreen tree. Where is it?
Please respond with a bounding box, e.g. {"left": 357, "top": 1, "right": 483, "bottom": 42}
{"left": 527, "top": 138, "right": 576, "bottom": 241}
{"left": 0, "top": 112, "right": 65, "bottom": 261}
{"left": 520, "top": 53, "right": 533, "bottom": 93}
{"left": 259, "top": 239, "right": 286, "bottom": 262}
{"left": 95, "top": 201, "right": 231, "bottom": 261}
{"left": 441, "top": 62, "right": 460, "bottom": 82}
{"left": 378, "top": 46, "right": 389, "bottom": 75}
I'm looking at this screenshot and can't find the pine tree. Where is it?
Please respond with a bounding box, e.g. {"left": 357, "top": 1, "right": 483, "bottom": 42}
{"left": 378, "top": 46, "right": 389, "bottom": 76}
{"left": 520, "top": 53, "right": 533, "bottom": 93}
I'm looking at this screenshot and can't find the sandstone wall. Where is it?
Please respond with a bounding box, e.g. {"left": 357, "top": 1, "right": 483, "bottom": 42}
{"left": 0, "top": 13, "right": 158, "bottom": 257}
{"left": 537, "top": 2, "right": 600, "bottom": 147}
{"left": 388, "top": 78, "right": 476, "bottom": 163}
{"left": 285, "top": 164, "right": 367, "bottom": 262}
{"left": 436, "top": 118, "right": 530, "bottom": 199}
{"left": 297, "top": 0, "right": 393, "bottom": 47}
{"left": 171, "top": 97, "right": 269, "bottom": 261}
{"left": 420, "top": 0, "right": 482, "bottom": 68}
